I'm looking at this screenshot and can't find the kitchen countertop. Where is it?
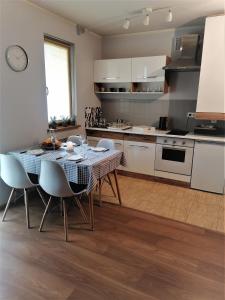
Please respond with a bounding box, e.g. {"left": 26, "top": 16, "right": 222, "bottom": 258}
{"left": 86, "top": 127, "right": 225, "bottom": 144}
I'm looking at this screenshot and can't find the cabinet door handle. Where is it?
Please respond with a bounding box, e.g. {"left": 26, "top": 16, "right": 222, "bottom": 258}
{"left": 115, "top": 142, "right": 122, "bottom": 145}
{"left": 136, "top": 75, "right": 158, "bottom": 79}
{"left": 129, "top": 145, "right": 149, "bottom": 149}
{"left": 103, "top": 76, "right": 120, "bottom": 80}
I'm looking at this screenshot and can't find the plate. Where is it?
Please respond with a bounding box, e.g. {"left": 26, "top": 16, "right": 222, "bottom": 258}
{"left": 67, "top": 154, "right": 84, "bottom": 162}
{"left": 28, "top": 149, "right": 44, "bottom": 155}
{"left": 90, "top": 147, "right": 108, "bottom": 152}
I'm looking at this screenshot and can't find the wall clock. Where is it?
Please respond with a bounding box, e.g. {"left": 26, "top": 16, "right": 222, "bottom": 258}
{"left": 5, "top": 45, "right": 28, "bottom": 72}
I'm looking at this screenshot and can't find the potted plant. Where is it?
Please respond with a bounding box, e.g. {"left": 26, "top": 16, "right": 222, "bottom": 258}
{"left": 49, "top": 116, "right": 57, "bottom": 129}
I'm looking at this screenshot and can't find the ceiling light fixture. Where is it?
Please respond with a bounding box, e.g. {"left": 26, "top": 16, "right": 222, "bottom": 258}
{"left": 122, "top": 7, "right": 173, "bottom": 30}
{"left": 143, "top": 8, "right": 152, "bottom": 26}
{"left": 167, "top": 9, "right": 173, "bottom": 22}
{"left": 123, "top": 18, "right": 130, "bottom": 30}
{"left": 143, "top": 14, "right": 150, "bottom": 26}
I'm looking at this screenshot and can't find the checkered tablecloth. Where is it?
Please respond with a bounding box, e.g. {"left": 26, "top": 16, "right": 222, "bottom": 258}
{"left": 11, "top": 147, "right": 124, "bottom": 192}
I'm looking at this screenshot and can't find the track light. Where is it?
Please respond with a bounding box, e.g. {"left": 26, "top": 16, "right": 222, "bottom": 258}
{"left": 123, "top": 18, "right": 130, "bottom": 30}
{"left": 167, "top": 9, "right": 173, "bottom": 22}
{"left": 143, "top": 14, "right": 150, "bottom": 26}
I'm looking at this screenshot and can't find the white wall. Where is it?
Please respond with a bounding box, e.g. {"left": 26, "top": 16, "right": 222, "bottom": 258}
{"left": 102, "top": 29, "right": 174, "bottom": 59}
{"left": 0, "top": 0, "right": 101, "bottom": 153}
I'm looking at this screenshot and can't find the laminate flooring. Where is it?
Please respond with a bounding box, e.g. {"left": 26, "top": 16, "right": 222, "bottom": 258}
{"left": 0, "top": 194, "right": 224, "bottom": 300}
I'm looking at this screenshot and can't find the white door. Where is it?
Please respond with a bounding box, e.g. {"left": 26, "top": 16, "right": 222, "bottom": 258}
{"left": 191, "top": 141, "right": 225, "bottom": 194}
{"left": 124, "top": 141, "right": 156, "bottom": 175}
{"left": 94, "top": 59, "right": 131, "bottom": 83}
{"left": 132, "top": 56, "right": 167, "bottom": 82}
{"left": 196, "top": 16, "right": 225, "bottom": 113}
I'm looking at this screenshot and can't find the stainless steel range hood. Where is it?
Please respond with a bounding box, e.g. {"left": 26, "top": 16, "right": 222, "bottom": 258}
{"left": 164, "top": 34, "right": 202, "bottom": 72}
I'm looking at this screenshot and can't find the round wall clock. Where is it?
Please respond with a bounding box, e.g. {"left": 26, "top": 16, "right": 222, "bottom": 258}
{"left": 5, "top": 45, "right": 28, "bottom": 72}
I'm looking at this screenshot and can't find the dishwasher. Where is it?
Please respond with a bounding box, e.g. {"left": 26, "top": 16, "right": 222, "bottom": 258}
{"left": 191, "top": 141, "right": 225, "bottom": 194}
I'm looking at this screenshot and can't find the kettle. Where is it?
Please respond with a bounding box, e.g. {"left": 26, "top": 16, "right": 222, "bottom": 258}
{"left": 159, "top": 117, "right": 169, "bottom": 130}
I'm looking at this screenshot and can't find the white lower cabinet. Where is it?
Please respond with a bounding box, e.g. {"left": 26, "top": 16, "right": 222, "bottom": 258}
{"left": 124, "top": 141, "right": 156, "bottom": 175}
{"left": 191, "top": 141, "right": 225, "bottom": 194}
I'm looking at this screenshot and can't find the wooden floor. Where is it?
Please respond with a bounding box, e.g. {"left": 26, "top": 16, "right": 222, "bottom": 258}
{"left": 0, "top": 194, "right": 224, "bottom": 300}
{"left": 101, "top": 175, "right": 225, "bottom": 233}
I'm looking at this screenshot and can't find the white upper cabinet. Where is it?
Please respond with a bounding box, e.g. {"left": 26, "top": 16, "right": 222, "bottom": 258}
{"left": 94, "top": 58, "right": 131, "bottom": 83}
{"left": 131, "top": 56, "right": 167, "bottom": 82}
{"left": 196, "top": 15, "right": 225, "bottom": 114}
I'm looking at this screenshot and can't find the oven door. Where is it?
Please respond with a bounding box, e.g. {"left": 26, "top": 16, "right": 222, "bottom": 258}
{"left": 155, "top": 144, "right": 193, "bottom": 175}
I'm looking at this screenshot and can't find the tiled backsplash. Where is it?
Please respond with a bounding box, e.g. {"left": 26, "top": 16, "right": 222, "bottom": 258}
{"left": 101, "top": 99, "right": 197, "bottom": 130}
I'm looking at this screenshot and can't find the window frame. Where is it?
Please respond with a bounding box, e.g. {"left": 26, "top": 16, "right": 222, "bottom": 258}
{"left": 44, "top": 35, "right": 74, "bottom": 121}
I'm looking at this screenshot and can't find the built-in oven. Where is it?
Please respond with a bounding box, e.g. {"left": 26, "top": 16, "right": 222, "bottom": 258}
{"left": 155, "top": 137, "right": 194, "bottom": 176}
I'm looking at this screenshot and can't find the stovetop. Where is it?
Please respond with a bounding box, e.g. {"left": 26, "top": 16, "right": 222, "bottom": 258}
{"left": 167, "top": 129, "right": 189, "bottom": 136}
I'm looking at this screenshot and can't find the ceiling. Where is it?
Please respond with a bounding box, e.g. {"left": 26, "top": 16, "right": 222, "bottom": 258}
{"left": 29, "top": 0, "right": 224, "bottom": 36}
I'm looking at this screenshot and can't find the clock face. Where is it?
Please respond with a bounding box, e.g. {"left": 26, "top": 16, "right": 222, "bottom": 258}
{"left": 6, "top": 45, "right": 28, "bottom": 72}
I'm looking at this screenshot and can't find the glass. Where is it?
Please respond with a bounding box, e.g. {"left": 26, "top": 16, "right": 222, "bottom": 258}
{"left": 49, "top": 129, "right": 56, "bottom": 151}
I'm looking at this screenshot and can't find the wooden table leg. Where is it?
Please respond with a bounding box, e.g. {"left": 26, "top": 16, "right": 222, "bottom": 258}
{"left": 88, "top": 192, "right": 94, "bottom": 231}
{"left": 113, "top": 169, "right": 122, "bottom": 206}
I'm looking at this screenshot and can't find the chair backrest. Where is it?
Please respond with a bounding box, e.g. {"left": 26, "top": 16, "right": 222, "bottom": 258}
{"left": 67, "top": 135, "right": 82, "bottom": 146}
{"left": 0, "top": 154, "right": 34, "bottom": 189}
{"left": 97, "top": 139, "right": 115, "bottom": 150}
{"left": 39, "top": 160, "right": 74, "bottom": 198}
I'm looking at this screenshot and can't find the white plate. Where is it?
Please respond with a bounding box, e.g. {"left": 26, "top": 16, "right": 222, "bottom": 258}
{"left": 67, "top": 154, "right": 83, "bottom": 161}
{"left": 28, "top": 149, "right": 44, "bottom": 155}
{"left": 90, "top": 147, "right": 107, "bottom": 152}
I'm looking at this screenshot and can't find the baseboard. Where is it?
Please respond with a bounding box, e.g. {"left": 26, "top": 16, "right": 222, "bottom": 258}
{"left": 117, "top": 170, "right": 190, "bottom": 188}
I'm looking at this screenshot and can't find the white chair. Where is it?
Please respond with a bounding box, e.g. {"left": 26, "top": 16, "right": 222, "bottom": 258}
{"left": 67, "top": 135, "right": 82, "bottom": 146}
{"left": 97, "top": 139, "right": 115, "bottom": 150}
{"left": 96, "top": 139, "right": 118, "bottom": 206}
{"left": 0, "top": 154, "right": 46, "bottom": 228}
{"left": 39, "top": 160, "right": 89, "bottom": 241}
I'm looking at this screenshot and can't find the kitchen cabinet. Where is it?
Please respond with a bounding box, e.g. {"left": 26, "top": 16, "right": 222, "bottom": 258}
{"left": 131, "top": 56, "right": 168, "bottom": 82}
{"left": 191, "top": 141, "right": 225, "bottom": 194}
{"left": 94, "top": 58, "right": 131, "bottom": 83}
{"left": 124, "top": 140, "right": 156, "bottom": 175}
{"left": 196, "top": 15, "right": 225, "bottom": 120}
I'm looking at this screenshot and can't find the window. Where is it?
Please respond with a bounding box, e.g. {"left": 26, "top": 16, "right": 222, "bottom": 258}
{"left": 44, "top": 37, "right": 73, "bottom": 121}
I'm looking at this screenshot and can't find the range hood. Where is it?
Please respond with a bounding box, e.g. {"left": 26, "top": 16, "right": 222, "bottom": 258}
{"left": 164, "top": 34, "right": 202, "bottom": 72}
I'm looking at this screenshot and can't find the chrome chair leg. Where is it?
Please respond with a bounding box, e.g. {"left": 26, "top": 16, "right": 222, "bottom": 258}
{"left": 74, "top": 196, "right": 88, "bottom": 223}
{"left": 36, "top": 187, "right": 46, "bottom": 207}
{"left": 63, "top": 199, "right": 68, "bottom": 242}
{"left": 39, "top": 196, "right": 52, "bottom": 232}
{"left": 1, "top": 188, "right": 15, "bottom": 222}
{"left": 24, "top": 189, "right": 30, "bottom": 229}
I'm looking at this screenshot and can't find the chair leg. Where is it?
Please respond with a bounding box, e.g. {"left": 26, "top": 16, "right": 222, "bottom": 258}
{"left": 75, "top": 196, "right": 88, "bottom": 223}
{"left": 60, "top": 197, "right": 63, "bottom": 216}
{"left": 36, "top": 187, "right": 46, "bottom": 207}
{"left": 63, "top": 199, "right": 68, "bottom": 242}
{"left": 39, "top": 196, "right": 52, "bottom": 232}
{"left": 24, "top": 189, "right": 30, "bottom": 229}
{"left": 113, "top": 170, "right": 122, "bottom": 206}
{"left": 107, "top": 173, "right": 117, "bottom": 197}
{"left": 1, "top": 188, "right": 15, "bottom": 222}
{"left": 88, "top": 192, "right": 94, "bottom": 231}
{"left": 98, "top": 179, "right": 102, "bottom": 207}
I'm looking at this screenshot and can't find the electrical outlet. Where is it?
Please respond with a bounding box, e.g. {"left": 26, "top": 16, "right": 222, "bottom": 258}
{"left": 187, "top": 112, "right": 195, "bottom": 118}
